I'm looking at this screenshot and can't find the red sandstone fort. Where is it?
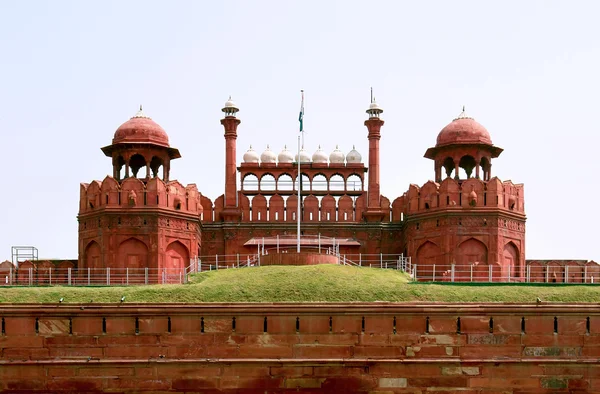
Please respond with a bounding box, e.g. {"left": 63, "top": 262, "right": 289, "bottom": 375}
{"left": 1, "top": 96, "right": 596, "bottom": 283}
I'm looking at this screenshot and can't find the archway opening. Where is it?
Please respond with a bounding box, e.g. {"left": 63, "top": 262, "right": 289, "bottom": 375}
{"left": 277, "top": 174, "right": 293, "bottom": 191}
{"left": 459, "top": 155, "right": 476, "bottom": 179}
{"left": 260, "top": 174, "right": 276, "bottom": 191}
{"left": 329, "top": 174, "right": 345, "bottom": 191}
{"left": 243, "top": 174, "right": 259, "bottom": 191}
{"left": 347, "top": 174, "right": 362, "bottom": 191}
{"left": 312, "top": 174, "right": 328, "bottom": 191}
{"left": 150, "top": 156, "right": 164, "bottom": 179}
{"left": 442, "top": 157, "right": 455, "bottom": 179}
{"left": 129, "top": 154, "right": 147, "bottom": 178}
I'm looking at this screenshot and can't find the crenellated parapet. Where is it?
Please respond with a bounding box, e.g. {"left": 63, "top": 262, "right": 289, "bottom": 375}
{"left": 392, "top": 177, "right": 525, "bottom": 221}
{"left": 207, "top": 192, "right": 391, "bottom": 223}
{"left": 79, "top": 176, "right": 203, "bottom": 217}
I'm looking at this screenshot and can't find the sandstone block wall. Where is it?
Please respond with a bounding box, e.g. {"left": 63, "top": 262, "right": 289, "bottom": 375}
{"left": 1, "top": 303, "right": 599, "bottom": 393}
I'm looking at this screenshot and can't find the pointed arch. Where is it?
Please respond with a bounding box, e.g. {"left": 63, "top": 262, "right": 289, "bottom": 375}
{"left": 457, "top": 238, "right": 488, "bottom": 266}
{"left": 117, "top": 237, "right": 149, "bottom": 270}
{"left": 416, "top": 241, "right": 444, "bottom": 281}
{"left": 277, "top": 173, "right": 294, "bottom": 191}
{"left": 165, "top": 241, "right": 189, "bottom": 271}
{"left": 85, "top": 240, "right": 102, "bottom": 270}
{"left": 502, "top": 242, "right": 520, "bottom": 279}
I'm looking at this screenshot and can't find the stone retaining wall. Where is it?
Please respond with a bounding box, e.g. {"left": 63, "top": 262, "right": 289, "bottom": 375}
{"left": 1, "top": 303, "right": 599, "bottom": 393}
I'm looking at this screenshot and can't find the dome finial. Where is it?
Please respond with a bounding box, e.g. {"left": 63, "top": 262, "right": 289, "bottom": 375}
{"left": 454, "top": 105, "right": 472, "bottom": 121}
{"left": 133, "top": 105, "right": 149, "bottom": 119}
{"left": 366, "top": 88, "right": 383, "bottom": 117}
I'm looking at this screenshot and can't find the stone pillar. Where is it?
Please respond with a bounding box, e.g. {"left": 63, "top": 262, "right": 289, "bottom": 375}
{"left": 364, "top": 117, "right": 384, "bottom": 209}
{"left": 221, "top": 116, "right": 241, "bottom": 210}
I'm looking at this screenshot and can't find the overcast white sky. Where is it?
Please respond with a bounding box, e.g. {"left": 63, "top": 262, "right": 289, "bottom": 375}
{"left": 0, "top": 0, "right": 598, "bottom": 261}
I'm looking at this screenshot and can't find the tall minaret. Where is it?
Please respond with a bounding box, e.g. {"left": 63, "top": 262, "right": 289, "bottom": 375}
{"left": 220, "top": 97, "right": 241, "bottom": 221}
{"left": 363, "top": 90, "right": 384, "bottom": 221}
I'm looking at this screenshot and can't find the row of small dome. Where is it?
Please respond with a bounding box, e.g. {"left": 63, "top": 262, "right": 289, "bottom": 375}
{"left": 243, "top": 145, "right": 363, "bottom": 164}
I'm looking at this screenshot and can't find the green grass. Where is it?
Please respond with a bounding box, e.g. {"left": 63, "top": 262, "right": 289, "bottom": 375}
{"left": 1, "top": 265, "right": 600, "bottom": 303}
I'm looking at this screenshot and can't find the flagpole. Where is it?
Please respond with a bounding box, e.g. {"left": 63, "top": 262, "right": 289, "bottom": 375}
{"left": 297, "top": 133, "right": 301, "bottom": 253}
{"left": 297, "top": 90, "right": 304, "bottom": 253}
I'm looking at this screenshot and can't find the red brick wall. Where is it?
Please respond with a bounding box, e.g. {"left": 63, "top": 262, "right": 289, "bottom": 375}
{"left": 1, "top": 303, "right": 599, "bottom": 393}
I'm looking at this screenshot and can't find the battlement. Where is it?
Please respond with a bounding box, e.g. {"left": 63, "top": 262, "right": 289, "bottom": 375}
{"left": 78, "top": 176, "right": 203, "bottom": 218}
{"left": 199, "top": 192, "right": 392, "bottom": 223}
{"left": 392, "top": 176, "right": 525, "bottom": 220}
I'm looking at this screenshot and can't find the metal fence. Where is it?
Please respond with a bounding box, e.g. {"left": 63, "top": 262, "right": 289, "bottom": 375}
{"left": 0, "top": 250, "right": 413, "bottom": 287}
{"left": 413, "top": 263, "right": 600, "bottom": 283}
{"left": 191, "top": 250, "right": 412, "bottom": 272}
{"left": 1, "top": 266, "right": 194, "bottom": 286}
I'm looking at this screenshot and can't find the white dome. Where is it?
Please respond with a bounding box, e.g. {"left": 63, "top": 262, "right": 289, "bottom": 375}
{"left": 243, "top": 145, "right": 259, "bottom": 163}
{"left": 222, "top": 96, "right": 239, "bottom": 115}
{"left": 329, "top": 145, "right": 345, "bottom": 164}
{"left": 346, "top": 145, "right": 362, "bottom": 163}
{"left": 295, "top": 147, "right": 311, "bottom": 163}
{"left": 278, "top": 145, "right": 294, "bottom": 164}
{"left": 260, "top": 145, "right": 277, "bottom": 163}
{"left": 312, "top": 145, "right": 328, "bottom": 163}
{"left": 368, "top": 101, "right": 382, "bottom": 111}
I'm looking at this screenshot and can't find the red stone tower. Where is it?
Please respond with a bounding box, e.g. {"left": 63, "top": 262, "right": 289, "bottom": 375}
{"left": 78, "top": 107, "right": 202, "bottom": 280}
{"left": 363, "top": 95, "right": 385, "bottom": 221}
{"left": 402, "top": 108, "right": 526, "bottom": 281}
{"left": 220, "top": 97, "right": 242, "bottom": 222}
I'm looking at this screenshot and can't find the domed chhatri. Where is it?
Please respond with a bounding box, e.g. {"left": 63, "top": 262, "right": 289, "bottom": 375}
{"left": 112, "top": 106, "right": 170, "bottom": 147}
{"left": 278, "top": 145, "right": 294, "bottom": 164}
{"left": 346, "top": 145, "right": 362, "bottom": 163}
{"left": 243, "top": 145, "right": 260, "bottom": 163}
{"left": 222, "top": 96, "right": 239, "bottom": 117}
{"left": 312, "top": 145, "right": 328, "bottom": 164}
{"left": 295, "top": 146, "right": 311, "bottom": 163}
{"left": 260, "top": 145, "right": 277, "bottom": 163}
{"left": 436, "top": 106, "right": 492, "bottom": 147}
{"left": 329, "top": 145, "right": 345, "bottom": 164}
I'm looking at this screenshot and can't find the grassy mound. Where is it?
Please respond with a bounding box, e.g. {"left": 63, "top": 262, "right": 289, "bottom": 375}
{"left": 1, "top": 265, "right": 599, "bottom": 303}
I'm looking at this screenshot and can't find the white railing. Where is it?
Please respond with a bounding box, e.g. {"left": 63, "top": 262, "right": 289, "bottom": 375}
{"left": 1, "top": 252, "right": 414, "bottom": 287}
{"left": 413, "top": 263, "right": 600, "bottom": 283}
{"left": 0, "top": 265, "right": 196, "bottom": 287}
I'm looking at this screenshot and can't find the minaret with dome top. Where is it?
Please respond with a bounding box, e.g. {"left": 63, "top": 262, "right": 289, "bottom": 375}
{"left": 363, "top": 92, "right": 385, "bottom": 221}
{"left": 220, "top": 97, "right": 242, "bottom": 221}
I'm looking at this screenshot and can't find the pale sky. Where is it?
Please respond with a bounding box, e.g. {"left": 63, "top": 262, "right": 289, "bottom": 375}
{"left": 0, "top": 0, "right": 598, "bottom": 261}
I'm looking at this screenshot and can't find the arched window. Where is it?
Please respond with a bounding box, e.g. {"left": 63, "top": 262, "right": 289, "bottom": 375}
{"left": 295, "top": 174, "right": 310, "bottom": 192}
{"left": 346, "top": 174, "right": 362, "bottom": 191}
{"left": 277, "top": 174, "right": 293, "bottom": 191}
{"left": 242, "top": 174, "right": 259, "bottom": 191}
{"left": 260, "top": 174, "right": 276, "bottom": 191}
{"left": 312, "top": 174, "right": 328, "bottom": 191}
{"left": 329, "top": 174, "right": 345, "bottom": 191}
{"left": 442, "top": 157, "right": 455, "bottom": 179}
{"left": 459, "top": 155, "right": 476, "bottom": 179}
{"left": 129, "top": 154, "right": 147, "bottom": 178}
{"left": 150, "top": 156, "right": 164, "bottom": 179}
